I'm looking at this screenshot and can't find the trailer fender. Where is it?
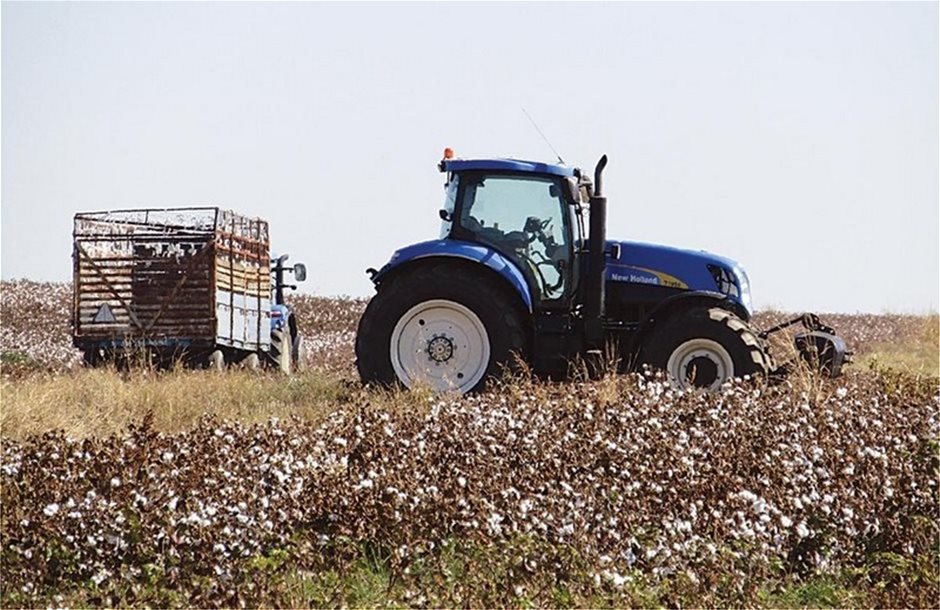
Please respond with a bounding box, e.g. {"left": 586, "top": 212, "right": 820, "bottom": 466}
{"left": 369, "top": 239, "right": 533, "bottom": 312}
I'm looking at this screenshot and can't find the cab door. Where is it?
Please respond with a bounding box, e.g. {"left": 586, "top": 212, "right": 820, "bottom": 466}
{"left": 452, "top": 171, "right": 574, "bottom": 308}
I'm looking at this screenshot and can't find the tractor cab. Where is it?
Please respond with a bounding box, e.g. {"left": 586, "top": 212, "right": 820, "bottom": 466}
{"left": 438, "top": 154, "right": 589, "bottom": 308}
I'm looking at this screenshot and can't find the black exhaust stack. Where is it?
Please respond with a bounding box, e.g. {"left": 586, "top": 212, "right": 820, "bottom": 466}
{"left": 584, "top": 155, "right": 608, "bottom": 350}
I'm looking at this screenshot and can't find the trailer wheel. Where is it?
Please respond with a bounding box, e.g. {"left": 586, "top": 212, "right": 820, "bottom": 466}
{"left": 208, "top": 349, "right": 226, "bottom": 371}
{"left": 82, "top": 348, "right": 103, "bottom": 368}
{"left": 242, "top": 353, "right": 261, "bottom": 370}
{"left": 356, "top": 263, "right": 526, "bottom": 393}
{"left": 271, "top": 328, "right": 292, "bottom": 374}
{"left": 643, "top": 307, "right": 770, "bottom": 391}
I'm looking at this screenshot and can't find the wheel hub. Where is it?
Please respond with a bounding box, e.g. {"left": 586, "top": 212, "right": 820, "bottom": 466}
{"left": 666, "top": 338, "right": 734, "bottom": 392}
{"left": 390, "top": 299, "right": 491, "bottom": 393}
{"left": 426, "top": 334, "right": 455, "bottom": 364}
{"left": 684, "top": 355, "right": 719, "bottom": 388}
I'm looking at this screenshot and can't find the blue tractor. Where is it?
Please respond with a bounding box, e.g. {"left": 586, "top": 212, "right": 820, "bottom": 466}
{"left": 356, "top": 152, "right": 848, "bottom": 393}
{"left": 268, "top": 254, "right": 307, "bottom": 374}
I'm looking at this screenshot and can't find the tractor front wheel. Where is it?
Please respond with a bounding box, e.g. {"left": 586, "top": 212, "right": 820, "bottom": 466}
{"left": 271, "top": 328, "right": 292, "bottom": 374}
{"left": 643, "top": 307, "right": 771, "bottom": 391}
{"left": 356, "top": 263, "right": 526, "bottom": 393}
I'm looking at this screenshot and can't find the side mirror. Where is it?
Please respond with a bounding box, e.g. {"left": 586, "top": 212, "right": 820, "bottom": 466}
{"left": 293, "top": 263, "right": 307, "bottom": 282}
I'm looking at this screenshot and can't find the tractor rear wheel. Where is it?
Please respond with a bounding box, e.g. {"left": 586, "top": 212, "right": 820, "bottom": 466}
{"left": 643, "top": 307, "right": 771, "bottom": 391}
{"left": 356, "top": 263, "right": 527, "bottom": 393}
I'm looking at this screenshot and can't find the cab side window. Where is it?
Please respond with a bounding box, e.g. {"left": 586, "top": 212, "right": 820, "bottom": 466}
{"left": 459, "top": 174, "right": 570, "bottom": 301}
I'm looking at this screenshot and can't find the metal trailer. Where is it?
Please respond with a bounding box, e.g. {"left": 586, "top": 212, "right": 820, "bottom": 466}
{"left": 72, "top": 207, "right": 271, "bottom": 367}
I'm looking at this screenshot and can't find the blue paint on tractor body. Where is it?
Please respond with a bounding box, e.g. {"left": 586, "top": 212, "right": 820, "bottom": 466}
{"left": 371, "top": 239, "right": 534, "bottom": 311}
{"left": 442, "top": 158, "right": 576, "bottom": 177}
{"left": 606, "top": 240, "right": 752, "bottom": 313}
{"left": 373, "top": 156, "right": 752, "bottom": 318}
{"left": 270, "top": 303, "right": 290, "bottom": 331}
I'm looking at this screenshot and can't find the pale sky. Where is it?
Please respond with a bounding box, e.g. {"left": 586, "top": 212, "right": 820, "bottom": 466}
{"left": 2, "top": 1, "right": 938, "bottom": 313}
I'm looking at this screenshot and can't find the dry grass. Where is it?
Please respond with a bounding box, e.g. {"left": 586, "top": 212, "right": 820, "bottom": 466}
{"left": 0, "top": 368, "right": 445, "bottom": 442}
{"left": 856, "top": 314, "right": 939, "bottom": 376}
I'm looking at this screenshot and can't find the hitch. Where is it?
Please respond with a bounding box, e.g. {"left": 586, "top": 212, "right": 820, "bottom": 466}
{"left": 761, "top": 313, "right": 851, "bottom": 378}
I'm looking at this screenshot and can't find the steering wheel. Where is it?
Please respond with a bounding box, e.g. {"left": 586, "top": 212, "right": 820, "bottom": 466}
{"left": 524, "top": 216, "right": 551, "bottom": 235}
{"left": 520, "top": 217, "right": 565, "bottom": 294}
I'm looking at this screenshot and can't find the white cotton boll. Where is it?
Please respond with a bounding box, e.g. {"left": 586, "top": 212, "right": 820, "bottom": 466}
{"left": 43, "top": 503, "right": 59, "bottom": 516}
{"left": 796, "top": 521, "right": 810, "bottom": 538}
{"left": 91, "top": 569, "right": 109, "bottom": 585}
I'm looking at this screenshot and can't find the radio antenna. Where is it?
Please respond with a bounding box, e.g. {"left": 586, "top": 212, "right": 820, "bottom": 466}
{"left": 522, "top": 107, "right": 565, "bottom": 165}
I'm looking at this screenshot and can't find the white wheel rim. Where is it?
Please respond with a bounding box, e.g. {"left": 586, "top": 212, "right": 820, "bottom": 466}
{"left": 666, "top": 338, "right": 734, "bottom": 391}
{"left": 209, "top": 350, "right": 225, "bottom": 371}
{"left": 390, "top": 299, "right": 490, "bottom": 393}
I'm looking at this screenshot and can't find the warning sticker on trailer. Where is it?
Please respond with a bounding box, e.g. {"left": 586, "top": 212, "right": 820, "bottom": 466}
{"left": 92, "top": 303, "right": 116, "bottom": 323}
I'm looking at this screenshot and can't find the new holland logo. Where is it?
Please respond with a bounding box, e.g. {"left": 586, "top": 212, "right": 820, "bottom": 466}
{"left": 92, "top": 303, "right": 116, "bottom": 323}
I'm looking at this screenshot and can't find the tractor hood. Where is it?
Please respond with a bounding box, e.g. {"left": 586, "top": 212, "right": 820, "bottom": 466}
{"left": 605, "top": 240, "right": 753, "bottom": 313}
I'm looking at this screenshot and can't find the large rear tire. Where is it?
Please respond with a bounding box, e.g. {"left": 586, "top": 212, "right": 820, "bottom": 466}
{"left": 643, "top": 307, "right": 771, "bottom": 391}
{"left": 356, "top": 263, "right": 527, "bottom": 393}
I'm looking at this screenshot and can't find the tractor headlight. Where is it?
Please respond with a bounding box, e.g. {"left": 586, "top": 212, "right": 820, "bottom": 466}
{"left": 708, "top": 264, "right": 752, "bottom": 313}
{"left": 738, "top": 267, "right": 753, "bottom": 313}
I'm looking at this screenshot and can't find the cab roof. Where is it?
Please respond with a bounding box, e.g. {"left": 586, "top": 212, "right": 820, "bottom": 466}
{"left": 441, "top": 158, "right": 576, "bottom": 178}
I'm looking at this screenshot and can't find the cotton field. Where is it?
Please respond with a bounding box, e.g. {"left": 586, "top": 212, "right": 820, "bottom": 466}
{"left": 0, "top": 280, "right": 937, "bottom": 607}
{"left": 0, "top": 279, "right": 933, "bottom": 374}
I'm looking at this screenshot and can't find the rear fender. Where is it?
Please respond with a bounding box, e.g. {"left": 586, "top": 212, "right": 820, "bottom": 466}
{"left": 370, "top": 239, "right": 533, "bottom": 312}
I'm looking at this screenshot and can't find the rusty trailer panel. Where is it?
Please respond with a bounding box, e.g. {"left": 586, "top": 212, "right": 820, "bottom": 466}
{"left": 73, "top": 207, "right": 271, "bottom": 354}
